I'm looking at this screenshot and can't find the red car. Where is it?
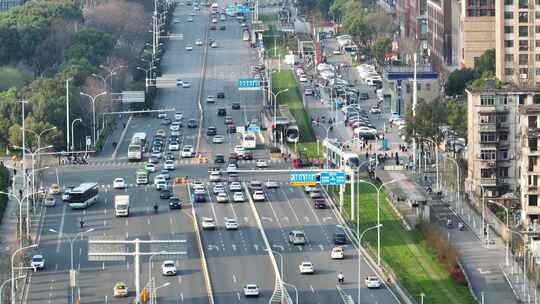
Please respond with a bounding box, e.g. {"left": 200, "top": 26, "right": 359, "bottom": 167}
{"left": 227, "top": 124, "right": 236, "bottom": 133}
{"left": 242, "top": 151, "right": 254, "bottom": 160}
{"left": 313, "top": 199, "right": 327, "bottom": 209}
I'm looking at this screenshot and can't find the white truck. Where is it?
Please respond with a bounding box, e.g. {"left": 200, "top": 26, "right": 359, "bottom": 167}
{"left": 114, "top": 195, "right": 130, "bottom": 217}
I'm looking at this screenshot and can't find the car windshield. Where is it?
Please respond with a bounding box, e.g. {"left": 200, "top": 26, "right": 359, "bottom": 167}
{"left": 164, "top": 263, "right": 174, "bottom": 267}
{"left": 33, "top": 257, "right": 43, "bottom": 262}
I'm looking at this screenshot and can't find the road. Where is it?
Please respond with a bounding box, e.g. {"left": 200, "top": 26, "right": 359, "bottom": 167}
{"left": 25, "top": 2, "right": 401, "bottom": 304}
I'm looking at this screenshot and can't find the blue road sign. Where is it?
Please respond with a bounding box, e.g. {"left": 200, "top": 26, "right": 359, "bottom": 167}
{"left": 289, "top": 172, "right": 317, "bottom": 186}
{"left": 247, "top": 125, "right": 260, "bottom": 133}
{"left": 238, "top": 78, "right": 261, "bottom": 91}
{"left": 320, "top": 171, "right": 346, "bottom": 185}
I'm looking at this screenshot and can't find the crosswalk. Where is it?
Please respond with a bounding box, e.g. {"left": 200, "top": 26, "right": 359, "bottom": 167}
{"left": 61, "top": 158, "right": 287, "bottom": 168}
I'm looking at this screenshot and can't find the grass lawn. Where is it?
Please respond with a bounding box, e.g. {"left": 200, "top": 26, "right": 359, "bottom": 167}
{"left": 272, "top": 70, "right": 315, "bottom": 142}
{"left": 259, "top": 14, "right": 279, "bottom": 23}
{"left": 332, "top": 179, "right": 476, "bottom": 304}
{"left": 293, "top": 142, "right": 323, "bottom": 158}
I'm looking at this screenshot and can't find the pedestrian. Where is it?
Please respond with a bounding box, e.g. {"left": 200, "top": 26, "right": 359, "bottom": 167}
{"left": 123, "top": 123, "right": 126, "bottom": 129}
{"left": 79, "top": 217, "right": 84, "bottom": 229}
{"left": 13, "top": 168, "right": 17, "bottom": 176}
{"left": 18, "top": 189, "right": 22, "bottom": 199}
{"left": 365, "top": 152, "right": 369, "bottom": 160}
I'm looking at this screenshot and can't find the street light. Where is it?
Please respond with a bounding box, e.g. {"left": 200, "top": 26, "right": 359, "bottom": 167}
{"left": 11, "top": 244, "right": 37, "bottom": 304}
{"left": 148, "top": 251, "right": 166, "bottom": 304}
{"left": 418, "top": 137, "right": 439, "bottom": 191}
{"left": 358, "top": 224, "right": 382, "bottom": 304}
{"left": 446, "top": 157, "right": 462, "bottom": 213}
{"left": 0, "top": 275, "right": 24, "bottom": 304}
{"left": 359, "top": 179, "right": 402, "bottom": 266}
{"left": 99, "top": 64, "right": 125, "bottom": 96}
{"left": 270, "top": 88, "right": 289, "bottom": 144}
{"left": 71, "top": 118, "right": 83, "bottom": 151}
{"left": 24, "top": 126, "right": 56, "bottom": 167}
{"left": 0, "top": 191, "right": 43, "bottom": 248}
{"left": 487, "top": 199, "right": 510, "bottom": 266}
{"left": 49, "top": 228, "right": 95, "bottom": 304}
{"left": 80, "top": 91, "right": 107, "bottom": 149}
{"left": 152, "top": 282, "right": 171, "bottom": 304}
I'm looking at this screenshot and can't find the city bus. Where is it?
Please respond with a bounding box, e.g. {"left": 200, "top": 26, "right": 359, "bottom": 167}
{"left": 136, "top": 169, "right": 149, "bottom": 185}
{"left": 128, "top": 132, "right": 147, "bottom": 161}
{"left": 68, "top": 182, "right": 100, "bottom": 209}
{"left": 242, "top": 132, "right": 257, "bottom": 149}
{"left": 322, "top": 138, "right": 360, "bottom": 170}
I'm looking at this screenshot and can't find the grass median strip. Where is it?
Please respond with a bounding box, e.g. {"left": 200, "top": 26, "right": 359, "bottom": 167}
{"left": 271, "top": 70, "right": 315, "bottom": 142}
{"left": 332, "top": 180, "right": 475, "bottom": 304}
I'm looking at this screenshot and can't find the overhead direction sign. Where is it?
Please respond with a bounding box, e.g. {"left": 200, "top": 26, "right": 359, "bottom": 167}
{"left": 320, "top": 171, "right": 346, "bottom": 185}
{"left": 238, "top": 78, "right": 261, "bottom": 91}
{"left": 289, "top": 172, "right": 317, "bottom": 186}
{"left": 247, "top": 125, "right": 260, "bottom": 133}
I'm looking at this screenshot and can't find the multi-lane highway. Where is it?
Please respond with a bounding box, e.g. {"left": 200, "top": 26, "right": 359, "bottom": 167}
{"left": 25, "top": 1, "right": 401, "bottom": 304}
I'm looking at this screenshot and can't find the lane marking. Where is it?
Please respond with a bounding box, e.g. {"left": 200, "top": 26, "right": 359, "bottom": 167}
{"left": 236, "top": 292, "right": 241, "bottom": 301}
{"left": 232, "top": 274, "right": 237, "bottom": 283}
{"left": 262, "top": 216, "right": 273, "bottom": 222}
{"left": 55, "top": 204, "right": 67, "bottom": 253}
{"left": 310, "top": 285, "right": 315, "bottom": 293}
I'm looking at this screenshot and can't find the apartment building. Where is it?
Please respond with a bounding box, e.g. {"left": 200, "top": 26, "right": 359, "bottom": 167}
{"left": 494, "top": 0, "right": 540, "bottom": 86}
{"left": 466, "top": 81, "right": 540, "bottom": 228}
{"left": 0, "top": 0, "right": 23, "bottom": 11}
{"left": 461, "top": 0, "right": 495, "bottom": 68}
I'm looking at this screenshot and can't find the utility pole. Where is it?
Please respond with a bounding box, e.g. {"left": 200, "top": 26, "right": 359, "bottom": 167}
{"left": 66, "top": 79, "right": 70, "bottom": 152}
{"left": 88, "top": 238, "right": 186, "bottom": 304}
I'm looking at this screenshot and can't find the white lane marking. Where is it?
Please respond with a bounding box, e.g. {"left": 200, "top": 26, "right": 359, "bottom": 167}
{"left": 253, "top": 244, "right": 259, "bottom": 251}
{"left": 125, "top": 218, "right": 129, "bottom": 227}
{"left": 310, "top": 285, "right": 315, "bottom": 293}
{"left": 272, "top": 244, "right": 284, "bottom": 251}
{"left": 104, "top": 208, "right": 107, "bottom": 215}
{"left": 169, "top": 217, "right": 174, "bottom": 225}
{"left": 180, "top": 293, "right": 184, "bottom": 302}
{"left": 232, "top": 274, "right": 237, "bottom": 283}
{"left": 102, "top": 262, "right": 105, "bottom": 270}
{"left": 304, "top": 216, "right": 310, "bottom": 223}
{"left": 55, "top": 204, "right": 67, "bottom": 252}
{"left": 55, "top": 264, "right": 58, "bottom": 271}
{"left": 208, "top": 244, "right": 219, "bottom": 251}
{"left": 322, "top": 216, "right": 332, "bottom": 223}
{"left": 243, "top": 216, "right": 249, "bottom": 223}
{"left": 147, "top": 217, "right": 151, "bottom": 225}
{"left": 236, "top": 292, "right": 241, "bottom": 301}
{"left": 104, "top": 220, "right": 107, "bottom": 227}
{"left": 178, "top": 276, "right": 182, "bottom": 285}
{"left": 232, "top": 244, "right": 237, "bottom": 251}
{"left": 262, "top": 216, "right": 273, "bottom": 222}
{"left": 283, "top": 216, "right": 289, "bottom": 223}
{"left": 279, "top": 188, "right": 301, "bottom": 224}
{"left": 79, "top": 247, "right": 82, "bottom": 255}
{"left": 318, "top": 244, "right": 324, "bottom": 251}
{"left": 126, "top": 232, "right": 129, "bottom": 239}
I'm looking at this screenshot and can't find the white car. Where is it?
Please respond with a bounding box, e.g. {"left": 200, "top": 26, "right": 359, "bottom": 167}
{"left": 212, "top": 135, "right": 225, "bottom": 144}
{"left": 155, "top": 180, "right": 168, "bottom": 191}
{"left": 299, "top": 261, "right": 314, "bottom": 274}
{"left": 210, "top": 42, "right": 218, "bottom": 48}
{"left": 170, "top": 122, "right": 181, "bottom": 131}
{"left": 158, "top": 113, "right": 167, "bottom": 119}
{"left": 299, "top": 74, "right": 308, "bottom": 82}
{"left": 113, "top": 178, "right": 127, "bottom": 189}
{"left": 211, "top": 18, "right": 217, "bottom": 23}
{"left": 213, "top": 184, "right": 225, "bottom": 194}
{"left": 233, "top": 192, "right": 245, "bottom": 202}
{"left": 193, "top": 185, "right": 206, "bottom": 195}
{"left": 252, "top": 190, "right": 265, "bottom": 202}
{"left": 181, "top": 145, "right": 194, "bottom": 158}
{"left": 164, "top": 160, "right": 175, "bottom": 170}
{"left": 173, "top": 18, "right": 180, "bottom": 23}
{"left": 256, "top": 159, "right": 268, "bottom": 168}
{"left": 185, "top": 44, "right": 193, "bottom": 51}
{"left": 187, "top": 17, "right": 194, "bottom": 22}
{"left": 206, "top": 96, "right": 216, "bottom": 103}
{"left": 168, "top": 142, "right": 180, "bottom": 151}
{"left": 225, "top": 218, "right": 239, "bottom": 230}
{"left": 389, "top": 113, "right": 401, "bottom": 123}
{"left": 229, "top": 182, "right": 242, "bottom": 191}
{"left": 226, "top": 163, "right": 238, "bottom": 173}
{"left": 265, "top": 180, "right": 279, "bottom": 188}
{"left": 44, "top": 195, "right": 56, "bottom": 207}
{"left": 174, "top": 112, "right": 183, "bottom": 120}
{"left": 201, "top": 217, "right": 216, "bottom": 229}
{"left": 333, "top": 49, "right": 341, "bottom": 55}
{"left": 182, "top": 81, "right": 191, "bottom": 88}
{"left": 161, "top": 260, "right": 177, "bottom": 276}
{"left": 331, "top": 246, "right": 344, "bottom": 259}
{"left": 209, "top": 172, "right": 221, "bottom": 182}
{"left": 31, "top": 255, "right": 45, "bottom": 270}
{"left": 370, "top": 106, "right": 382, "bottom": 114}
{"left": 244, "top": 284, "right": 259, "bottom": 297}
{"left": 145, "top": 163, "right": 156, "bottom": 172}
{"left": 216, "top": 192, "right": 229, "bottom": 203}
{"left": 195, "top": 39, "right": 203, "bottom": 46}
{"left": 365, "top": 276, "right": 382, "bottom": 288}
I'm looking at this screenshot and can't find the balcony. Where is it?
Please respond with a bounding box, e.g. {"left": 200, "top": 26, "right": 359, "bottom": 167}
{"left": 527, "top": 185, "right": 540, "bottom": 193}
{"left": 528, "top": 128, "right": 540, "bottom": 137}
{"left": 480, "top": 177, "right": 498, "bottom": 186}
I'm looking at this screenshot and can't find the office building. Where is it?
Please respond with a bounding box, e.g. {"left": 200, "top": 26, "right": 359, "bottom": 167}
{"left": 460, "top": 0, "right": 495, "bottom": 68}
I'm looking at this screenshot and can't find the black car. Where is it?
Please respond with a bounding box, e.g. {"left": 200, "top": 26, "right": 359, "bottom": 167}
{"left": 218, "top": 108, "right": 226, "bottom": 116}
{"left": 214, "top": 154, "right": 225, "bottom": 163}
{"left": 187, "top": 119, "right": 197, "bottom": 128}
{"left": 162, "top": 118, "right": 172, "bottom": 125}
{"left": 194, "top": 193, "right": 206, "bottom": 203}
{"left": 219, "top": 25, "right": 226, "bottom": 30}
{"left": 231, "top": 102, "right": 241, "bottom": 110}
{"left": 206, "top": 126, "right": 217, "bottom": 136}
{"left": 148, "top": 157, "right": 160, "bottom": 164}
{"left": 169, "top": 197, "right": 182, "bottom": 209}
{"left": 217, "top": 92, "right": 225, "bottom": 98}
{"left": 160, "top": 190, "right": 172, "bottom": 199}
{"left": 333, "top": 231, "right": 347, "bottom": 245}
{"left": 209, "top": 25, "right": 216, "bottom": 30}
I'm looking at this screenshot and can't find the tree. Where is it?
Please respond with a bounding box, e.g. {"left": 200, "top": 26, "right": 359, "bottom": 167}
{"left": 446, "top": 101, "right": 467, "bottom": 138}
{"left": 474, "top": 48, "right": 495, "bottom": 76}
{"left": 0, "top": 65, "right": 33, "bottom": 91}
{"left": 371, "top": 37, "right": 392, "bottom": 63}
{"left": 445, "top": 68, "right": 476, "bottom": 97}
{"left": 404, "top": 97, "right": 448, "bottom": 143}
{"left": 66, "top": 28, "right": 114, "bottom": 66}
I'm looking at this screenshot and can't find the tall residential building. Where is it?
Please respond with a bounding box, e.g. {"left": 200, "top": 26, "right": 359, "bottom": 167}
{"left": 495, "top": 0, "right": 540, "bottom": 86}
{"left": 0, "top": 0, "right": 23, "bottom": 11}
{"left": 461, "top": 0, "right": 495, "bottom": 68}
{"left": 466, "top": 81, "right": 540, "bottom": 229}
{"left": 426, "top": 0, "right": 462, "bottom": 67}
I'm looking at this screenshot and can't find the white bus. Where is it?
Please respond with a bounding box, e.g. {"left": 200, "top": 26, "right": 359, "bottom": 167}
{"left": 242, "top": 132, "right": 257, "bottom": 149}
{"left": 211, "top": 2, "right": 218, "bottom": 13}
{"left": 68, "top": 182, "right": 100, "bottom": 209}
{"left": 242, "top": 29, "right": 250, "bottom": 41}
{"left": 322, "top": 138, "right": 360, "bottom": 169}
{"left": 128, "top": 132, "right": 147, "bottom": 161}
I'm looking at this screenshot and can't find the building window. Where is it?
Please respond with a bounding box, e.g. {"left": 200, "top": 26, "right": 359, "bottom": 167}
{"left": 520, "top": 12, "right": 529, "bottom": 23}
{"left": 500, "top": 149, "right": 509, "bottom": 160}
{"left": 537, "top": 68, "right": 540, "bottom": 75}
{"left": 505, "top": 40, "right": 514, "bottom": 48}
{"left": 530, "top": 116, "right": 539, "bottom": 129}
{"left": 480, "top": 150, "right": 497, "bottom": 160}
{"left": 530, "top": 195, "right": 538, "bottom": 206}
{"left": 502, "top": 95, "right": 513, "bottom": 104}
{"left": 505, "top": 68, "right": 514, "bottom": 76}
{"left": 520, "top": 26, "right": 529, "bottom": 37}
{"left": 505, "top": 0, "right": 513, "bottom": 4}
{"left": 497, "top": 113, "right": 508, "bottom": 122}
{"left": 480, "top": 168, "right": 493, "bottom": 178}
{"left": 505, "top": 11, "right": 514, "bottom": 19}
{"left": 529, "top": 175, "right": 539, "bottom": 186}
{"left": 520, "top": 40, "right": 529, "bottom": 51}
{"left": 519, "top": 0, "right": 528, "bottom": 8}
{"left": 426, "top": 83, "right": 431, "bottom": 91}
{"left": 505, "top": 26, "right": 514, "bottom": 34}
{"left": 521, "top": 54, "right": 529, "bottom": 64}
{"left": 498, "top": 167, "right": 509, "bottom": 177}
{"left": 480, "top": 95, "right": 495, "bottom": 105}
{"left": 535, "top": 95, "right": 540, "bottom": 104}
{"left": 505, "top": 54, "right": 514, "bottom": 62}
{"left": 500, "top": 131, "right": 509, "bottom": 141}
{"left": 537, "top": 40, "right": 540, "bottom": 48}
{"left": 537, "top": 11, "right": 540, "bottom": 19}
{"left": 480, "top": 132, "right": 497, "bottom": 142}
{"left": 479, "top": 114, "right": 495, "bottom": 123}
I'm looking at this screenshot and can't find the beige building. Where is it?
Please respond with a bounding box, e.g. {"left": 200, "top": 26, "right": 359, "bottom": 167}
{"left": 466, "top": 81, "right": 540, "bottom": 229}
{"left": 495, "top": 0, "right": 540, "bottom": 86}
{"left": 461, "top": 0, "right": 495, "bottom": 68}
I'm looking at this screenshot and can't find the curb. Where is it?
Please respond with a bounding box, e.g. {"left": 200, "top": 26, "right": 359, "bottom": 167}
{"left": 112, "top": 115, "right": 132, "bottom": 160}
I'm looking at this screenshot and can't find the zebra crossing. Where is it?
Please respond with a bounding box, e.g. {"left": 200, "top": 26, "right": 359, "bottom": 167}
{"left": 62, "top": 158, "right": 287, "bottom": 168}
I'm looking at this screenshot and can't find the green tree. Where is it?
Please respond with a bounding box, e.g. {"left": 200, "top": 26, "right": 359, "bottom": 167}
{"left": 446, "top": 101, "right": 467, "bottom": 138}
{"left": 445, "top": 68, "right": 476, "bottom": 97}
{"left": 371, "top": 37, "right": 392, "bottom": 63}
{"left": 66, "top": 28, "right": 114, "bottom": 65}
{"left": 404, "top": 97, "right": 448, "bottom": 143}
{"left": 474, "top": 48, "right": 495, "bottom": 76}
{"left": 0, "top": 88, "right": 20, "bottom": 144}
{"left": 0, "top": 65, "right": 33, "bottom": 91}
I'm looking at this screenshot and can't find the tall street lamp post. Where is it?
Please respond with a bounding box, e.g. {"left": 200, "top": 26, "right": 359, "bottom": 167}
{"left": 80, "top": 91, "right": 107, "bottom": 149}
